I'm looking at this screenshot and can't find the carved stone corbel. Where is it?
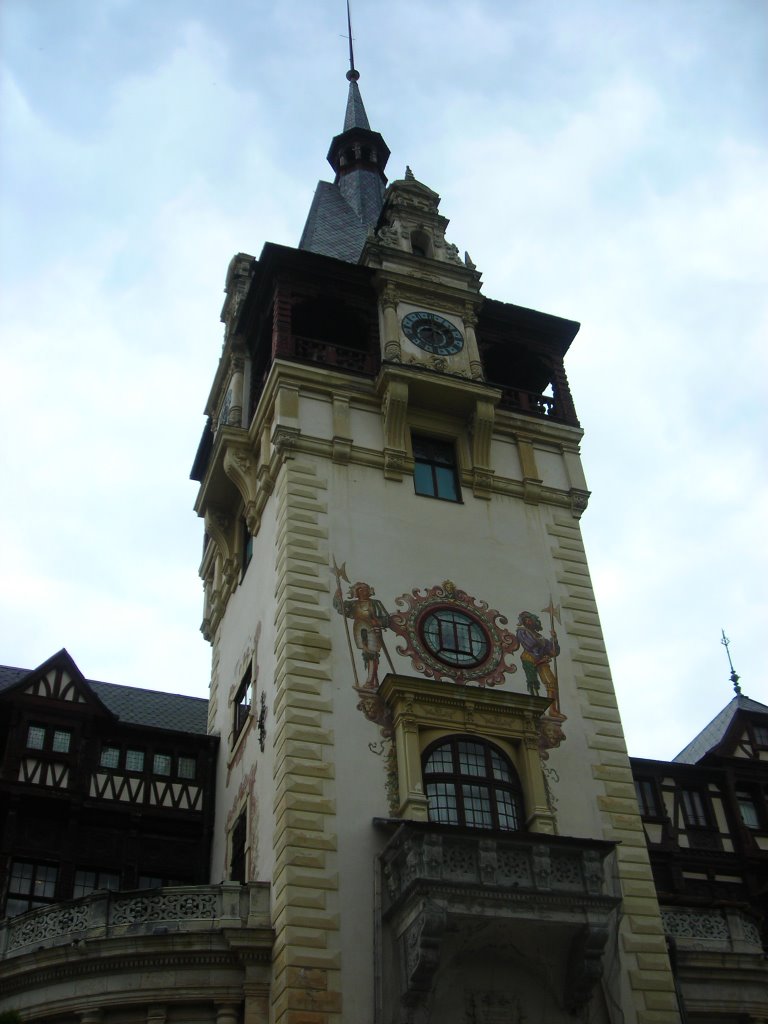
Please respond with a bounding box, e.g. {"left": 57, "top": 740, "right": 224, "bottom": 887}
{"left": 382, "top": 379, "right": 410, "bottom": 480}
{"left": 204, "top": 507, "right": 235, "bottom": 566}
{"left": 401, "top": 903, "right": 447, "bottom": 1001}
{"left": 223, "top": 444, "right": 259, "bottom": 508}
{"left": 565, "top": 925, "right": 610, "bottom": 1012}
{"left": 569, "top": 488, "right": 590, "bottom": 518}
{"left": 471, "top": 399, "right": 495, "bottom": 499}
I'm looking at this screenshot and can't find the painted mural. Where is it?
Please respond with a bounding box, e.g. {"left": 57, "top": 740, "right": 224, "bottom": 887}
{"left": 331, "top": 559, "right": 568, "bottom": 783}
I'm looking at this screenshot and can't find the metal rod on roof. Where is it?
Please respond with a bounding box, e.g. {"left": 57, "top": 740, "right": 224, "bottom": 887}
{"left": 720, "top": 629, "right": 741, "bottom": 695}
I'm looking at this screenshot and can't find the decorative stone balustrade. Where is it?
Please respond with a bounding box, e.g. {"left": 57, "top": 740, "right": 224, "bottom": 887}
{"left": 0, "top": 882, "right": 270, "bottom": 960}
{"left": 378, "top": 823, "right": 620, "bottom": 1018}
{"left": 662, "top": 905, "right": 763, "bottom": 954}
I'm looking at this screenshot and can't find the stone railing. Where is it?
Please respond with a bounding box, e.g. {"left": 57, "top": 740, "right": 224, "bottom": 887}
{"left": 0, "top": 882, "right": 270, "bottom": 960}
{"left": 662, "top": 905, "right": 764, "bottom": 954}
{"left": 293, "top": 335, "right": 378, "bottom": 375}
{"left": 378, "top": 823, "right": 620, "bottom": 1016}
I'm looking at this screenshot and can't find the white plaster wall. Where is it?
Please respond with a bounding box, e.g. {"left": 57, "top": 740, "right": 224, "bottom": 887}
{"left": 208, "top": 498, "right": 280, "bottom": 886}
{"left": 319, "top": 447, "right": 617, "bottom": 1019}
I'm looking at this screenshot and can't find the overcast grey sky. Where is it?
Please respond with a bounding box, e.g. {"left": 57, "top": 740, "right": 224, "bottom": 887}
{"left": 1, "top": 0, "right": 766, "bottom": 759}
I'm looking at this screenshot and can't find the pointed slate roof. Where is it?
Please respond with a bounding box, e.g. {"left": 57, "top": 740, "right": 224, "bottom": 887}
{"left": 344, "top": 77, "right": 370, "bottom": 130}
{"left": 673, "top": 693, "right": 768, "bottom": 763}
{"left": 299, "top": 69, "right": 389, "bottom": 263}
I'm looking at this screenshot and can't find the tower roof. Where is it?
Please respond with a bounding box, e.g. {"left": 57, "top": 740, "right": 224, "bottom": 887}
{"left": 299, "top": 65, "right": 389, "bottom": 263}
{"left": 343, "top": 73, "right": 371, "bottom": 131}
{"left": 673, "top": 692, "right": 768, "bottom": 763}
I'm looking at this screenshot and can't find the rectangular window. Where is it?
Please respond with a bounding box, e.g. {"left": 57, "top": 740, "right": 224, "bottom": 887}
{"left": 233, "top": 667, "right": 253, "bottom": 740}
{"left": 241, "top": 518, "right": 253, "bottom": 577}
{"left": 100, "top": 746, "right": 120, "bottom": 769}
{"left": 73, "top": 869, "right": 120, "bottom": 899}
{"left": 178, "top": 756, "right": 196, "bottom": 780}
{"left": 635, "top": 778, "right": 661, "bottom": 817}
{"left": 125, "top": 749, "right": 145, "bottom": 772}
{"left": 680, "top": 788, "right": 710, "bottom": 827}
{"left": 153, "top": 753, "right": 172, "bottom": 776}
{"left": 412, "top": 436, "right": 460, "bottom": 502}
{"left": 52, "top": 729, "right": 71, "bottom": 753}
{"left": 230, "top": 810, "right": 247, "bottom": 883}
{"left": 752, "top": 725, "right": 768, "bottom": 747}
{"left": 737, "top": 790, "right": 760, "bottom": 829}
{"left": 26, "top": 725, "right": 45, "bottom": 750}
{"left": 6, "top": 860, "right": 58, "bottom": 917}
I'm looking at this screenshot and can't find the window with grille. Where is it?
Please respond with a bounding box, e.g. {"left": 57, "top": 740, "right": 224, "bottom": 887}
{"left": 423, "top": 737, "right": 523, "bottom": 831}
{"left": 634, "top": 778, "right": 661, "bottom": 817}
{"left": 680, "top": 788, "right": 710, "bottom": 828}
{"left": 73, "top": 869, "right": 121, "bottom": 899}
{"left": 6, "top": 861, "right": 58, "bottom": 917}
{"left": 412, "top": 436, "right": 461, "bottom": 502}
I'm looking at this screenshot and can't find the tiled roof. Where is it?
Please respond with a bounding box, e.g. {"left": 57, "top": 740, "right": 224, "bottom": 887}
{"left": 0, "top": 662, "right": 209, "bottom": 736}
{"left": 344, "top": 78, "right": 370, "bottom": 131}
{"left": 673, "top": 694, "right": 768, "bottom": 763}
{"left": 0, "top": 665, "right": 28, "bottom": 691}
{"left": 299, "top": 182, "right": 369, "bottom": 262}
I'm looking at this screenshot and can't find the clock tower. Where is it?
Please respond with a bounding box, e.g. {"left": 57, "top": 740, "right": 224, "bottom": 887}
{"left": 192, "top": 63, "right": 680, "bottom": 1024}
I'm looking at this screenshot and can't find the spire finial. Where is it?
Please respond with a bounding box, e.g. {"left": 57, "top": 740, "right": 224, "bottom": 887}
{"left": 345, "top": 1, "right": 359, "bottom": 82}
{"left": 721, "top": 629, "right": 742, "bottom": 695}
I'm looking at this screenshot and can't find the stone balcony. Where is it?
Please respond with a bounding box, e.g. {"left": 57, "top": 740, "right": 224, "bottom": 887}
{"left": 377, "top": 821, "right": 621, "bottom": 1024}
{"left": 0, "top": 883, "right": 273, "bottom": 1022}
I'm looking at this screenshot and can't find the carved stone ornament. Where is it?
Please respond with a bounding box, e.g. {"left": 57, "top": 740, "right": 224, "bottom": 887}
{"left": 389, "top": 580, "right": 520, "bottom": 687}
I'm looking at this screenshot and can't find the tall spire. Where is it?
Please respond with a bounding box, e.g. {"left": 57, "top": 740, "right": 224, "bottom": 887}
{"left": 343, "top": 1, "right": 370, "bottom": 130}
{"left": 298, "top": 8, "right": 389, "bottom": 263}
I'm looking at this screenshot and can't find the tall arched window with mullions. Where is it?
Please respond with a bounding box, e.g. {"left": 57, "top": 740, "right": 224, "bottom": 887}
{"left": 423, "top": 736, "right": 524, "bottom": 831}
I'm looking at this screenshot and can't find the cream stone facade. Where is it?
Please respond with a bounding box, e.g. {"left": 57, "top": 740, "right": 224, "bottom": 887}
{"left": 188, "top": 67, "right": 681, "bottom": 1023}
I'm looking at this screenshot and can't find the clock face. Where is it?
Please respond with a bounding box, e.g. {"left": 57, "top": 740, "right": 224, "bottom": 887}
{"left": 401, "top": 310, "right": 464, "bottom": 356}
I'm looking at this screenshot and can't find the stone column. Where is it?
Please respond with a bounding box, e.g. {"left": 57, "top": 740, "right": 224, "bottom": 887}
{"left": 381, "top": 283, "right": 401, "bottom": 362}
{"left": 463, "top": 305, "right": 483, "bottom": 380}
{"left": 229, "top": 353, "right": 245, "bottom": 427}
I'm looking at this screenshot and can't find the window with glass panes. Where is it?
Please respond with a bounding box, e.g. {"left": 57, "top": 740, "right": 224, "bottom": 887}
{"left": 6, "top": 860, "right": 58, "bottom": 917}
{"left": 423, "top": 737, "right": 523, "bottom": 831}
{"left": 680, "top": 788, "right": 710, "bottom": 827}
{"left": 412, "top": 436, "right": 460, "bottom": 502}
{"left": 736, "top": 790, "right": 760, "bottom": 829}
{"left": 634, "top": 778, "right": 661, "bottom": 817}
{"left": 73, "top": 869, "right": 121, "bottom": 899}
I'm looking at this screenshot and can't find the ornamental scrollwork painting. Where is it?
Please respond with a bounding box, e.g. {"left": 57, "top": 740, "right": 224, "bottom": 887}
{"left": 330, "top": 558, "right": 569, "bottom": 784}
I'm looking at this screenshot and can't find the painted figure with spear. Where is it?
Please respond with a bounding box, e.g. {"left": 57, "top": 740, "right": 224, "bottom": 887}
{"left": 332, "top": 558, "right": 394, "bottom": 689}
{"left": 516, "top": 596, "right": 562, "bottom": 718}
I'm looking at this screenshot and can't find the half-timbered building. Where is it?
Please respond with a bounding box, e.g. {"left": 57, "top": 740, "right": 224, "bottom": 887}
{"left": 631, "top": 692, "right": 768, "bottom": 1020}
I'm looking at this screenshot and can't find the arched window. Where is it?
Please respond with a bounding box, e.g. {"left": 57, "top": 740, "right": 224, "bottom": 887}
{"left": 423, "top": 737, "right": 523, "bottom": 831}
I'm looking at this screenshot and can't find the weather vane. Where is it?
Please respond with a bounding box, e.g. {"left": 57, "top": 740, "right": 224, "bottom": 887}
{"left": 720, "top": 629, "right": 741, "bottom": 695}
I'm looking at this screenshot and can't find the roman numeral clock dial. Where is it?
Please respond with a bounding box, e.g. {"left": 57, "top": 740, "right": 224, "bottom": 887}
{"left": 401, "top": 310, "right": 464, "bottom": 356}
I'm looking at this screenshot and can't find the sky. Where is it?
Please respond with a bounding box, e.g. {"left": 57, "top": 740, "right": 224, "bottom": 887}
{"left": 1, "top": 0, "right": 766, "bottom": 760}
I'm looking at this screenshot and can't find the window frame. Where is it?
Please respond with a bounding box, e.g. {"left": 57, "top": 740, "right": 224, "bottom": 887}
{"left": 412, "top": 435, "right": 461, "bottom": 503}
{"left": 6, "top": 859, "right": 59, "bottom": 917}
{"left": 378, "top": 674, "right": 555, "bottom": 834}
{"left": 233, "top": 666, "right": 253, "bottom": 741}
{"left": 679, "top": 787, "right": 712, "bottom": 829}
{"left": 634, "top": 777, "right": 663, "bottom": 818}
{"left": 423, "top": 735, "right": 524, "bottom": 832}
